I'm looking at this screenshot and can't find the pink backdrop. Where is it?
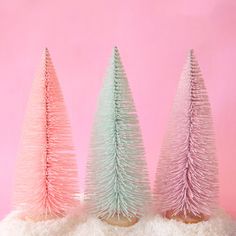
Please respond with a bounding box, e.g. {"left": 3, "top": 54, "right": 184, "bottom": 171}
{"left": 0, "top": 0, "right": 236, "bottom": 219}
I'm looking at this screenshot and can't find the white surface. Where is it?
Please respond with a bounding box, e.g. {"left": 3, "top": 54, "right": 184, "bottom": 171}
{"left": 0, "top": 211, "right": 235, "bottom": 236}
{"left": 143, "top": 212, "right": 236, "bottom": 236}
{"left": 0, "top": 212, "right": 82, "bottom": 236}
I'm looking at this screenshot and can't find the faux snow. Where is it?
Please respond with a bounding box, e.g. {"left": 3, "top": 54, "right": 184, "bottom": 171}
{"left": 0, "top": 211, "right": 83, "bottom": 236}
{"left": 0, "top": 210, "right": 235, "bottom": 236}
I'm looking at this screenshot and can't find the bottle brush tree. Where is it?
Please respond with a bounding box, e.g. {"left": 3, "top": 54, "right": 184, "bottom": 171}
{"left": 14, "top": 48, "right": 79, "bottom": 221}
{"left": 85, "top": 47, "right": 151, "bottom": 227}
{"left": 154, "top": 49, "right": 218, "bottom": 224}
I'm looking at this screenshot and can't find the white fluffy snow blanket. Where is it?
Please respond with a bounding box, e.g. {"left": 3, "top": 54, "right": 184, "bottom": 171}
{"left": 0, "top": 211, "right": 83, "bottom": 236}
{"left": 75, "top": 212, "right": 236, "bottom": 236}
{"left": 0, "top": 211, "right": 235, "bottom": 236}
{"left": 143, "top": 212, "right": 236, "bottom": 236}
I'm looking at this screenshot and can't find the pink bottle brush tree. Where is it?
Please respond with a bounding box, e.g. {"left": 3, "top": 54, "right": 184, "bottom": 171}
{"left": 154, "top": 50, "right": 218, "bottom": 223}
{"left": 14, "top": 48, "right": 79, "bottom": 221}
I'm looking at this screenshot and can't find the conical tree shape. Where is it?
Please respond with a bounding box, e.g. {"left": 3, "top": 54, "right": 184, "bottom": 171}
{"left": 14, "top": 48, "right": 79, "bottom": 220}
{"left": 85, "top": 47, "right": 150, "bottom": 224}
{"left": 154, "top": 50, "right": 218, "bottom": 223}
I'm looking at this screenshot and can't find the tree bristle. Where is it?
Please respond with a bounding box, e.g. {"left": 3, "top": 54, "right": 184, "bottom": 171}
{"left": 85, "top": 47, "right": 151, "bottom": 220}
{"left": 154, "top": 50, "right": 218, "bottom": 217}
{"left": 14, "top": 49, "right": 79, "bottom": 219}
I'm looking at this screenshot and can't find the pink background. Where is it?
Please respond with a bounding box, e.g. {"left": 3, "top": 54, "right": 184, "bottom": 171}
{"left": 0, "top": 0, "right": 236, "bottom": 219}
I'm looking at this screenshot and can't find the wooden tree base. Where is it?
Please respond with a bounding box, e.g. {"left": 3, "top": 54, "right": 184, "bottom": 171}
{"left": 165, "top": 210, "right": 209, "bottom": 224}
{"left": 102, "top": 215, "right": 139, "bottom": 227}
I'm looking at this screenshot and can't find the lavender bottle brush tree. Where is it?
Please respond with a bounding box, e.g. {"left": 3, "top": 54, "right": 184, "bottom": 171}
{"left": 154, "top": 50, "right": 218, "bottom": 224}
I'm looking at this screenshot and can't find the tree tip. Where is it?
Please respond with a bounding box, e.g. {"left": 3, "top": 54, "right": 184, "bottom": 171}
{"left": 43, "top": 47, "right": 50, "bottom": 58}
{"left": 113, "top": 46, "right": 120, "bottom": 55}
{"left": 39, "top": 47, "right": 54, "bottom": 76}
{"left": 111, "top": 46, "right": 121, "bottom": 63}
{"left": 189, "top": 49, "right": 195, "bottom": 57}
{"left": 41, "top": 48, "right": 53, "bottom": 67}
